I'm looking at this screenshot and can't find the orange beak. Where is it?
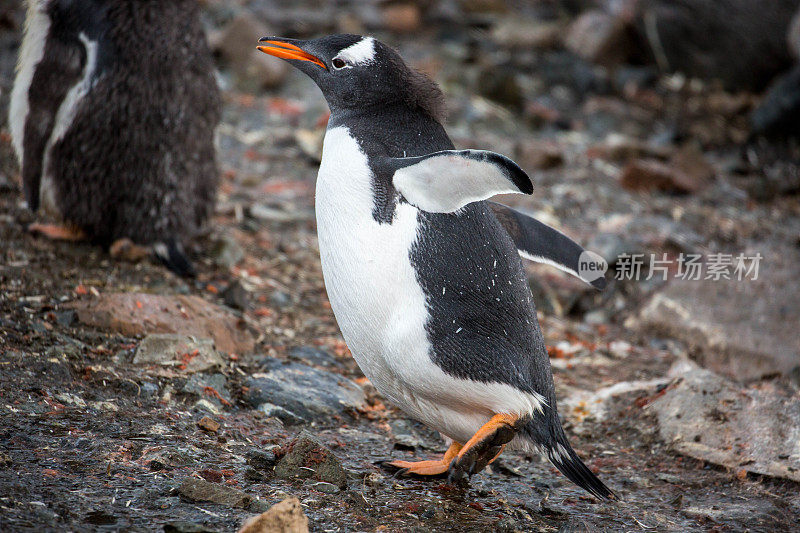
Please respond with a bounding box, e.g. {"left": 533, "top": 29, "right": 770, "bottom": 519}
{"left": 257, "top": 39, "right": 327, "bottom": 70}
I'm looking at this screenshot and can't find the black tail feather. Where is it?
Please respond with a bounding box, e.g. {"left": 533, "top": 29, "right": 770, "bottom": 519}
{"left": 522, "top": 414, "right": 618, "bottom": 501}
{"left": 153, "top": 239, "right": 196, "bottom": 277}
{"left": 547, "top": 444, "right": 618, "bottom": 501}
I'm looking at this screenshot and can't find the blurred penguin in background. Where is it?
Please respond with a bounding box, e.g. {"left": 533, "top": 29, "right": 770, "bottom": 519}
{"left": 9, "top": 0, "right": 221, "bottom": 276}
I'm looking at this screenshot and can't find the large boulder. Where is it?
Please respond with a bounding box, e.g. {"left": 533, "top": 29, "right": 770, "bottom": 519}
{"left": 651, "top": 369, "right": 800, "bottom": 482}
{"left": 634, "top": 244, "right": 800, "bottom": 381}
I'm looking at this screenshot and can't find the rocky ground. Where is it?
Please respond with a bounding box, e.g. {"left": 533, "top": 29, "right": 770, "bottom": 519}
{"left": 1, "top": 1, "right": 800, "bottom": 531}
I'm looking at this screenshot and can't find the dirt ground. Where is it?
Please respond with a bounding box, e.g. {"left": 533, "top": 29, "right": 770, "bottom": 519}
{"left": 2, "top": 1, "right": 800, "bottom": 532}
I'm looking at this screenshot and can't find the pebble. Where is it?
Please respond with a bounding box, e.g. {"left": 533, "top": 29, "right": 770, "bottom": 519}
{"left": 237, "top": 497, "right": 309, "bottom": 533}
{"left": 183, "top": 373, "right": 231, "bottom": 405}
{"left": 209, "top": 234, "right": 245, "bottom": 269}
{"left": 274, "top": 431, "right": 348, "bottom": 489}
{"left": 178, "top": 478, "right": 253, "bottom": 509}
{"left": 135, "top": 334, "right": 223, "bottom": 373}
{"left": 222, "top": 280, "right": 250, "bottom": 310}
{"left": 197, "top": 416, "right": 221, "bottom": 434}
{"left": 246, "top": 449, "right": 277, "bottom": 471}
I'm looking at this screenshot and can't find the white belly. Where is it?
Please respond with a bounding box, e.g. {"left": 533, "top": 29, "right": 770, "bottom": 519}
{"left": 315, "top": 126, "right": 545, "bottom": 445}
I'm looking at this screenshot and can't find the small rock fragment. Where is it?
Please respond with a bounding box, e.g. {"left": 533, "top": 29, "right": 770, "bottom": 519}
{"left": 178, "top": 478, "right": 253, "bottom": 509}
{"left": 184, "top": 373, "right": 232, "bottom": 405}
{"left": 274, "top": 431, "right": 348, "bottom": 488}
{"left": 222, "top": 280, "right": 250, "bottom": 311}
{"left": 209, "top": 234, "right": 245, "bottom": 269}
{"left": 247, "top": 449, "right": 277, "bottom": 472}
{"left": 134, "top": 334, "right": 223, "bottom": 373}
{"left": 237, "top": 497, "right": 309, "bottom": 533}
{"left": 197, "top": 416, "right": 221, "bottom": 434}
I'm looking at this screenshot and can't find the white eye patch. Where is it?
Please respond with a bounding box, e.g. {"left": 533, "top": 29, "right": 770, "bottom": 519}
{"left": 336, "top": 36, "right": 376, "bottom": 66}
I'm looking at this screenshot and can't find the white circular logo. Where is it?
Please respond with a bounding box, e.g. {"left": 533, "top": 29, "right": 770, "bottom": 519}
{"left": 578, "top": 250, "right": 608, "bottom": 282}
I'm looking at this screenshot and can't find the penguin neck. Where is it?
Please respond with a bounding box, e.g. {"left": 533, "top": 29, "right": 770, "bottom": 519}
{"left": 328, "top": 102, "right": 453, "bottom": 158}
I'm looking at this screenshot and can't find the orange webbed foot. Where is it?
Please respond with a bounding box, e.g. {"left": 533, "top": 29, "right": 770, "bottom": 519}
{"left": 447, "top": 413, "right": 519, "bottom": 483}
{"left": 387, "top": 441, "right": 462, "bottom": 477}
{"left": 28, "top": 223, "right": 86, "bottom": 242}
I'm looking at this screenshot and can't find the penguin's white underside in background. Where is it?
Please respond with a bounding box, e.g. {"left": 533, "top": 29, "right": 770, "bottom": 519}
{"left": 258, "top": 34, "right": 616, "bottom": 500}
{"left": 9, "top": 0, "right": 220, "bottom": 275}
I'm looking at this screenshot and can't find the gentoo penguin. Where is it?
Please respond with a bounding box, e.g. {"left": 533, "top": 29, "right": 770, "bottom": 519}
{"left": 258, "top": 35, "right": 616, "bottom": 499}
{"left": 9, "top": 0, "right": 220, "bottom": 275}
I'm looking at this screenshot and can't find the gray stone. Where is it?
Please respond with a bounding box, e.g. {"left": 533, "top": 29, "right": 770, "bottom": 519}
{"left": 134, "top": 334, "right": 224, "bottom": 373}
{"left": 178, "top": 478, "right": 253, "bottom": 509}
{"left": 246, "top": 361, "right": 366, "bottom": 421}
{"left": 183, "top": 373, "right": 231, "bottom": 405}
{"left": 209, "top": 234, "right": 245, "bottom": 269}
{"left": 257, "top": 402, "right": 305, "bottom": 425}
{"left": 246, "top": 449, "right": 277, "bottom": 472}
{"left": 274, "top": 431, "right": 348, "bottom": 488}
{"left": 389, "top": 419, "right": 424, "bottom": 450}
{"left": 636, "top": 245, "right": 800, "bottom": 381}
{"left": 288, "top": 346, "right": 338, "bottom": 368}
{"left": 222, "top": 280, "right": 250, "bottom": 311}
{"left": 651, "top": 369, "right": 800, "bottom": 482}
{"left": 163, "top": 521, "right": 219, "bottom": 533}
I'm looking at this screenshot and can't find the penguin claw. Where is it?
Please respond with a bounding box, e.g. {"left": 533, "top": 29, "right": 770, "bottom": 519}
{"left": 446, "top": 414, "right": 518, "bottom": 481}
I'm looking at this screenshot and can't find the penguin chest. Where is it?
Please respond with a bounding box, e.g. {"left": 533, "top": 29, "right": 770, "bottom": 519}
{"left": 315, "top": 127, "right": 433, "bottom": 407}
{"left": 314, "top": 127, "right": 548, "bottom": 444}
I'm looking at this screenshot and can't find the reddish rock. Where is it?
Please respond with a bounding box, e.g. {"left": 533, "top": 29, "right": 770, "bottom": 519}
{"left": 619, "top": 159, "right": 705, "bottom": 193}
{"left": 67, "top": 293, "right": 256, "bottom": 354}
{"left": 197, "top": 416, "right": 221, "bottom": 433}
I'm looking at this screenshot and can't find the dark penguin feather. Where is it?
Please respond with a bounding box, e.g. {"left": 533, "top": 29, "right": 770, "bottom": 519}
{"left": 13, "top": 0, "right": 220, "bottom": 276}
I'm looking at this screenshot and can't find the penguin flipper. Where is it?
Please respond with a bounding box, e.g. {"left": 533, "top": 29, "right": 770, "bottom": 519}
{"left": 382, "top": 150, "right": 533, "bottom": 213}
{"left": 488, "top": 202, "right": 606, "bottom": 290}
{"left": 16, "top": 10, "right": 88, "bottom": 211}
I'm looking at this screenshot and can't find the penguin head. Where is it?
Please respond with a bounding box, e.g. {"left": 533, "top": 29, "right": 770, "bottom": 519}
{"left": 258, "top": 34, "right": 445, "bottom": 119}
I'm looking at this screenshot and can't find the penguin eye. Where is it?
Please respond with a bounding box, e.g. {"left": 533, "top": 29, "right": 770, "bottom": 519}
{"left": 331, "top": 57, "right": 347, "bottom": 69}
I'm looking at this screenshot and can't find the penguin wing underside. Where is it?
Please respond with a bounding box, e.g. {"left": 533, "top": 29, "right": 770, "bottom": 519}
{"left": 382, "top": 150, "right": 533, "bottom": 213}
{"left": 488, "top": 202, "right": 606, "bottom": 290}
